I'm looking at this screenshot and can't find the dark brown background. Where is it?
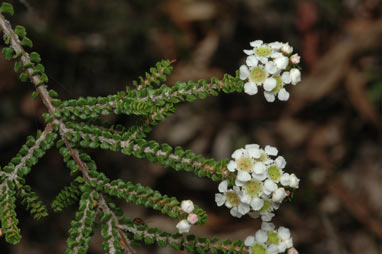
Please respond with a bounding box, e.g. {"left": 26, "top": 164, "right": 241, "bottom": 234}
{"left": 0, "top": 0, "right": 381, "bottom": 253}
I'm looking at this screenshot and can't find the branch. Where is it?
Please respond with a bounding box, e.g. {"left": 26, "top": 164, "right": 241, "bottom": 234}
{"left": 0, "top": 11, "right": 136, "bottom": 253}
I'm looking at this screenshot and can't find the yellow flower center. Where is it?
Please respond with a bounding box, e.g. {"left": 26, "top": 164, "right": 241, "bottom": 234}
{"left": 267, "top": 231, "right": 279, "bottom": 245}
{"left": 268, "top": 165, "right": 281, "bottom": 182}
{"left": 251, "top": 243, "right": 266, "bottom": 254}
{"left": 244, "top": 180, "right": 262, "bottom": 197}
{"left": 250, "top": 67, "right": 267, "bottom": 84}
{"left": 255, "top": 47, "right": 273, "bottom": 57}
{"left": 226, "top": 191, "right": 240, "bottom": 207}
{"left": 237, "top": 157, "right": 253, "bottom": 172}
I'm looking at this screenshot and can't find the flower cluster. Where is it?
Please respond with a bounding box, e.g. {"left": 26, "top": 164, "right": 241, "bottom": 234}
{"left": 239, "top": 40, "right": 302, "bottom": 102}
{"left": 244, "top": 222, "right": 297, "bottom": 254}
{"left": 215, "top": 144, "right": 300, "bottom": 221}
{"left": 175, "top": 200, "right": 199, "bottom": 233}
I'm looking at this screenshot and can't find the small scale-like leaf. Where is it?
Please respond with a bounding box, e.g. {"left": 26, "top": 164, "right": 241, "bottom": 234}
{"left": 0, "top": 2, "right": 14, "bottom": 15}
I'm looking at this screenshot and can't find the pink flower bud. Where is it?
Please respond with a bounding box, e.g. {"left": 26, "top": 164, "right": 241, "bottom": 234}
{"left": 290, "top": 54, "right": 300, "bottom": 64}
{"left": 288, "top": 247, "right": 299, "bottom": 254}
{"left": 187, "top": 213, "right": 199, "bottom": 224}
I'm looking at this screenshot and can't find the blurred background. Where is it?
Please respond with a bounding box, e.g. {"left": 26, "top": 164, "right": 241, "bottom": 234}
{"left": 0, "top": 0, "right": 381, "bottom": 253}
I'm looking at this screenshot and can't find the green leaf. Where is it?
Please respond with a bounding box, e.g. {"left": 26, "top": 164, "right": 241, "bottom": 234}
{"left": 19, "top": 72, "right": 28, "bottom": 82}
{"left": 31, "top": 91, "right": 39, "bottom": 99}
{"left": 29, "top": 52, "right": 41, "bottom": 63}
{"left": 2, "top": 47, "right": 14, "bottom": 60}
{"left": 14, "top": 26, "right": 27, "bottom": 38}
{"left": 0, "top": 2, "right": 14, "bottom": 15}
{"left": 14, "top": 61, "right": 22, "bottom": 73}
{"left": 21, "top": 37, "right": 33, "bottom": 48}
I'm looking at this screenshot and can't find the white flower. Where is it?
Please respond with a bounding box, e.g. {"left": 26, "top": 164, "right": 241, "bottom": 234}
{"left": 181, "top": 200, "right": 194, "bottom": 213}
{"left": 240, "top": 40, "right": 302, "bottom": 103}
{"left": 229, "top": 149, "right": 255, "bottom": 182}
{"left": 289, "top": 173, "right": 300, "bottom": 188}
{"left": 215, "top": 180, "right": 250, "bottom": 217}
{"left": 274, "top": 56, "right": 289, "bottom": 70}
{"left": 290, "top": 68, "right": 301, "bottom": 85}
{"left": 187, "top": 213, "right": 199, "bottom": 224}
{"left": 176, "top": 220, "right": 191, "bottom": 233}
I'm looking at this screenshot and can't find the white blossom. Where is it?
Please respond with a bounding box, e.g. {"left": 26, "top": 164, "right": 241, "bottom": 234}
{"left": 181, "top": 200, "right": 194, "bottom": 213}
{"left": 176, "top": 220, "right": 191, "bottom": 233}
{"left": 239, "top": 40, "right": 302, "bottom": 102}
{"left": 290, "top": 68, "right": 301, "bottom": 85}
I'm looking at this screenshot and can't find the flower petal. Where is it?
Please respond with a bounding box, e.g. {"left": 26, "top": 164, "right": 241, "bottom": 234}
{"left": 244, "top": 82, "right": 258, "bottom": 95}
{"left": 215, "top": 193, "right": 226, "bottom": 206}
{"left": 246, "top": 55, "right": 258, "bottom": 67}
{"left": 264, "top": 78, "right": 277, "bottom": 91}
{"left": 278, "top": 88, "right": 290, "bottom": 101}
{"left": 255, "top": 229, "right": 268, "bottom": 243}
{"left": 239, "top": 65, "right": 250, "bottom": 80}
{"left": 265, "top": 145, "right": 278, "bottom": 156}
{"left": 218, "top": 180, "right": 228, "bottom": 192}
{"left": 237, "top": 171, "right": 251, "bottom": 182}
{"left": 264, "top": 91, "right": 275, "bottom": 102}
{"left": 243, "top": 49, "right": 254, "bottom": 55}
{"left": 227, "top": 160, "right": 237, "bottom": 172}
{"left": 250, "top": 40, "right": 263, "bottom": 47}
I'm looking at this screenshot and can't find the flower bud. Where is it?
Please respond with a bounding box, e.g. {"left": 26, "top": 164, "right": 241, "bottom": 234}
{"left": 289, "top": 173, "right": 300, "bottom": 188}
{"left": 281, "top": 43, "right": 293, "bottom": 55}
{"left": 272, "top": 187, "right": 286, "bottom": 202}
{"left": 274, "top": 56, "right": 289, "bottom": 70}
{"left": 181, "top": 200, "right": 194, "bottom": 213}
{"left": 176, "top": 220, "right": 191, "bottom": 233}
{"left": 288, "top": 247, "right": 299, "bottom": 254}
{"left": 290, "top": 53, "right": 300, "bottom": 64}
{"left": 290, "top": 68, "right": 301, "bottom": 85}
{"left": 187, "top": 213, "right": 199, "bottom": 224}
